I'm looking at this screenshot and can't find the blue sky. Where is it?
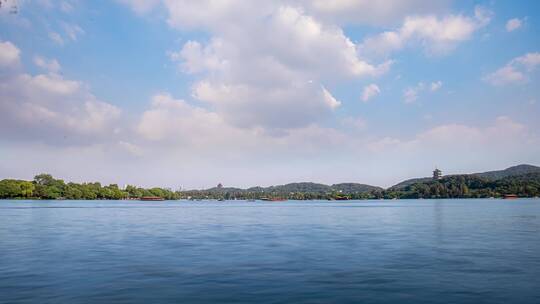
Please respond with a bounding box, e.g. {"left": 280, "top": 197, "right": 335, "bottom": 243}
{"left": 1, "top": 0, "right": 539, "bottom": 189}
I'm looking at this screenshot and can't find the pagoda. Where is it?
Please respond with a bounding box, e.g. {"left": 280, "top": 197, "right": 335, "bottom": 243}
{"left": 433, "top": 168, "right": 442, "bottom": 180}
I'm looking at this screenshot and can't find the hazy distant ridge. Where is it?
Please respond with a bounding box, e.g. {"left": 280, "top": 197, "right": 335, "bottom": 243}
{"left": 391, "top": 164, "right": 540, "bottom": 190}
{"left": 203, "top": 182, "right": 382, "bottom": 194}
{"left": 472, "top": 164, "right": 540, "bottom": 180}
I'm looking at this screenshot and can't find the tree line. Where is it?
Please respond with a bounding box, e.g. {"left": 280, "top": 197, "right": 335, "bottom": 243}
{"left": 0, "top": 174, "right": 180, "bottom": 200}
{"left": 1, "top": 173, "right": 539, "bottom": 200}
{"left": 383, "top": 173, "right": 540, "bottom": 199}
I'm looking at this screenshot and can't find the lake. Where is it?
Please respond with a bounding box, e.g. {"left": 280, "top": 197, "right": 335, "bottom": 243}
{"left": 1, "top": 199, "right": 539, "bottom": 303}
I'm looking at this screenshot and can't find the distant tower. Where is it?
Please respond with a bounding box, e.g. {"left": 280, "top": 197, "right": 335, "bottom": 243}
{"left": 433, "top": 168, "right": 442, "bottom": 180}
{"left": 217, "top": 183, "right": 223, "bottom": 189}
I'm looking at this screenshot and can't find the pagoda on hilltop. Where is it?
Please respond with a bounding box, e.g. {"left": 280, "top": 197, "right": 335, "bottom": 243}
{"left": 433, "top": 168, "right": 442, "bottom": 180}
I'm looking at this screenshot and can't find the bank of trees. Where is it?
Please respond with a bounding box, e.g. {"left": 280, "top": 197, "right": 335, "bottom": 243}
{"left": 0, "top": 174, "right": 180, "bottom": 200}
{"left": 1, "top": 173, "right": 539, "bottom": 201}
{"left": 384, "top": 173, "right": 540, "bottom": 199}
{"left": 183, "top": 174, "right": 540, "bottom": 200}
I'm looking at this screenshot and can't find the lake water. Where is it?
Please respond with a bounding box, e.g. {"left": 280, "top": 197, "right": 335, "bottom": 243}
{"left": 1, "top": 199, "right": 539, "bottom": 303}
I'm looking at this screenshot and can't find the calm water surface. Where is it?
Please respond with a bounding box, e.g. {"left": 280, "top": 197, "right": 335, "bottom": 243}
{"left": 1, "top": 199, "right": 539, "bottom": 303}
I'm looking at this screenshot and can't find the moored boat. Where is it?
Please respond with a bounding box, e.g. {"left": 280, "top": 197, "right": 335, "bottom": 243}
{"left": 502, "top": 194, "right": 518, "bottom": 199}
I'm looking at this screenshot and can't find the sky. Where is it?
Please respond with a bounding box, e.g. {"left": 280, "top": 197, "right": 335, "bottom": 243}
{"left": 0, "top": 0, "right": 539, "bottom": 189}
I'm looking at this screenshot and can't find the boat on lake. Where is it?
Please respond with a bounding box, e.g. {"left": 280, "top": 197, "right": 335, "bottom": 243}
{"left": 503, "top": 194, "right": 518, "bottom": 199}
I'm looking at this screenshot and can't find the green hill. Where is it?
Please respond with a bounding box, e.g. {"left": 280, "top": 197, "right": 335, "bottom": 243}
{"left": 390, "top": 177, "right": 433, "bottom": 190}
{"left": 331, "top": 183, "right": 383, "bottom": 193}
{"left": 473, "top": 164, "right": 540, "bottom": 180}
{"left": 391, "top": 164, "right": 540, "bottom": 190}
{"left": 201, "top": 182, "right": 382, "bottom": 195}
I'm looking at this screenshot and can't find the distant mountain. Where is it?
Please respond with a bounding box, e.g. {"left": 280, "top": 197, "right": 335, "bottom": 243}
{"left": 266, "top": 182, "right": 331, "bottom": 193}
{"left": 473, "top": 164, "right": 540, "bottom": 180}
{"left": 205, "top": 186, "right": 244, "bottom": 193}
{"left": 193, "top": 182, "right": 381, "bottom": 194}
{"left": 331, "top": 183, "right": 383, "bottom": 193}
{"left": 391, "top": 164, "right": 540, "bottom": 190}
{"left": 390, "top": 177, "right": 433, "bottom": 190}
{"left": 190, "top": 164, "right": 540, "bottom": 194}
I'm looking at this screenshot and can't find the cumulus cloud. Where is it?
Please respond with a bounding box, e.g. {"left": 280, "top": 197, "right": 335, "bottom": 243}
{"left": 341, "top": 116, "right": 367, "bottom": 130}
{"left": 403, "top": 81, "right": 442, "bottom": 103}
{"left": 137, "top": 93, "right": 238, "bottom": 144}
{"left": 513, "top": 52, "right": 540, "bottom": 70}
{"left": 134, "top": 92, "right": 354, "bottom": 167}
{"left": 118, "top": 0, "right": 160, "bottom": 14}
{"left": 0, "top": 41, "right": 121, "bottom": 144}
{"left": 430, "top": 81, "right": 442, "bottom": 91}
{"left": 322, "top": 87, "right": 342, "bottom": 109}
{"left": 506, "top": 18, "right": 523, "bottom": 32}
{"left": 33, "top": 56, "right": 61, "bottom": 73}
{"left": 299, "top": 0, "right": 450, "bottom": 26}
{"left": 0, "top": 40, "right": 20, "bottom": 67}
{"left": 165, "top": 3, "right": 388, "bottom": 131}
{"left": 360, "top": 6, "right": 492, "bottom": 56}
{"left": 118, "top": 141, "right": 143, "bottom": 157}
{"left": 48, "top": 23, "right": 84, "bottom": 45}
{"left": 366, "top": 116, "right": 538, "bottom": 184}
{"left": 403, "top": 85, "right": 421, "bottom": 103}
{"left": 484, "top": 52, "right": 540, "bottom": 86}
{"left": 361, "top": 84, "right": 380, "bottom": 102}
{"left": 120, "top": 0, "right": 450, "bottom": 28}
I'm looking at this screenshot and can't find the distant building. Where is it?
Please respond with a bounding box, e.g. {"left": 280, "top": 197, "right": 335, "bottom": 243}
{"left": 433, "top": 168, "right": 442, "bottom": 180}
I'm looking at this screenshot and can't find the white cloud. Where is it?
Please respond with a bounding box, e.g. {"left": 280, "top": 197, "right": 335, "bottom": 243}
{"left": 403, "top": 85, "right": 421, "bottom": 103}
{"left": 118, "top": 0, "right": 160, "bottom": 14}
{"left": 118, "top": 141, "right": 143, "bottom": 157}
{"left": 484, "top": 65, "right": 526, "bottom": 86}
{"left": 412, "top": 116, "right": 529, "bottom": 151}
{"left": 403, "top": 81, "right": 442, "bottom": 103}
{"left": 48, "top": 31, "right": 64, "bottom": 45}
{"left": 33, "top": 56, "right": 61, "bottom": 73}
{"left": 0, "top": 41, "right": 121, "bottom": 144}
{"left": 30, "top": 74, "right": 80, "bottom": 95}
{"left": 48, "top": 24, "right": 83, "bottom": 46}
{"left": 430, "top": 81, "right": 442, "bottom": 91}
{"left": 513, "top": 52, "right": 540, "bottom": 70}
{"left": 137, "top": 93, "right": 235, "bottom": 143}
{"left": 62, "top": 22, "right": 84, "bottom": 41}
{"left": 365, "top": 116, "right": 539, "bottom": 185}
{"left": 361, "top": 6, "right": 492, "bottom": 56}
{"left": 191, "top": 81, "right": 342, "bottom": 130}
{"left": 0, "top": 40, "right": 20, "bottom": 67}
{"left": 361, "top": 83, "right": 380, "bottom": 102}
{"left": 300, "top": 0, "right": 450, "bottom": 26}
{"left": 322, "top": 87, "right": 341, "bottom": 109}
{"left": 121, "top": 0, "right": 450, "bottom": 27}
{"left": 165, "top": 4, "right": 389, "bottom": 131}
{"left": 341, "top": 116, "right": 367, "bottom": 130}
{"left": 171, "top": 40, "right": 226, "bottom": 74}
{"left": 484, "top": 52, "right": 540, "bottom": 86}
{"left": 505, "top": 18, "right": 523, "bottom": 32}
{"left": 135, "top": 92, "right": 351, "bottom": 162}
